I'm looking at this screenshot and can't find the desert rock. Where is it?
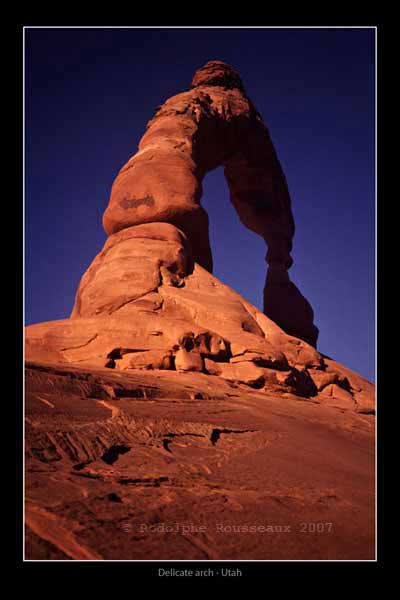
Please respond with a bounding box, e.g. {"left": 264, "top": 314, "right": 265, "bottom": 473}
{"left": 25, "top": 361, "right": 375, "bottom": 560}
{"left": 102, "top": 60, "right": 318, "bottom": 346}
{"left": 26, "top": 222, "right": 374, "bottom": 412}
{"left": 24, "top": 61, "right": 375, "bottom": 561}
{"left": 174, "top": 348, "right": 204, "bottom": 372}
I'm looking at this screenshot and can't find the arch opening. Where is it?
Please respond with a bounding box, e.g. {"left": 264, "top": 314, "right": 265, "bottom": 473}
{"left": 201, "top": 166, "right": 266, "bottom": 311}
{"left": 101, "top": 60, "right": 319, "bottom": 347}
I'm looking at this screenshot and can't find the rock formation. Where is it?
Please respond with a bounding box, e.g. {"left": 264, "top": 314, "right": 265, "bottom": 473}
{"left": 24, "top": 61, "right": 375, "bottom": 561}
{"left": 103, "top": 60, "right": 318, "bottom": 346}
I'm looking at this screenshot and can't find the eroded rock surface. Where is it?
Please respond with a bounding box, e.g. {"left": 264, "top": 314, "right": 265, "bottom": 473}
{"left": 26, "top": 224, "right": 374, "bottom": 414}
{"left": 25, "top": 61, "right": 375, "bottom": 560}
{"left": 25, "top": 361, "right": 375, "bottom": 560}
{"left": 102, "top": 60, "right": 318, "bottom": 345}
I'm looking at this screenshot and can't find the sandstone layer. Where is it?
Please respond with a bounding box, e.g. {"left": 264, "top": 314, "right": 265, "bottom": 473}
{"left": 26, "top": 223, "right": 373, "bottom": 414}
{"left": 25, "top": 61, "right": 375, "bottom": 560}
{"left": 25, "top": 224, "right": 375, "bottom": 560}
{"left": 25, "top": 362, "right": 375, "bottom": 560}
{"left": 102, "top": 60, "right": 318, "bottom": 346}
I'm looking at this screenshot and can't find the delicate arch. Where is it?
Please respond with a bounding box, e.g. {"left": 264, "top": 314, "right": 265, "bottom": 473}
{"left": 102, "top": 61, "right": 318, "bottom": 346}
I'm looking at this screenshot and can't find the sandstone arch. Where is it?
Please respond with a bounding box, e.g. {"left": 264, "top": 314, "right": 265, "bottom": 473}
{"left": 25, "top": 61, "right": 374, "bottom": 414}
{"left": 102, "top": 60, "right": 318, "bottom": 346}
{"left": 24, "top": 60, "right": 375, "bottom": 561}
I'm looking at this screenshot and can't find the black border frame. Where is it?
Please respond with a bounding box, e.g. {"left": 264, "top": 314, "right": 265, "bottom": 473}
{"left": 14, "top": 17, "right": 386, "bottom": 579}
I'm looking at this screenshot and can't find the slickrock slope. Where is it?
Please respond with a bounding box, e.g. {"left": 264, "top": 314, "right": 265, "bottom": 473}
{"left": 25, "top": 61, "right": 375, "bottom": 560}
{"left": 25, "top": 362, "right": 375, "bottom": 560}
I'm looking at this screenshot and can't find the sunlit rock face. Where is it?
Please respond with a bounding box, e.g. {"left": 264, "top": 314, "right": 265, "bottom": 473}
{"left": 24, "top": 61, "right": 375, "bottom": 561}
{"left": 102, "top": 60, "right": 318, "bottom": 346}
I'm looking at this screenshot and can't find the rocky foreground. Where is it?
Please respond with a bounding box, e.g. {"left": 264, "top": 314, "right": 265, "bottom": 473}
{"left": 25, "top": 359, "right": 374, "bottom": 560}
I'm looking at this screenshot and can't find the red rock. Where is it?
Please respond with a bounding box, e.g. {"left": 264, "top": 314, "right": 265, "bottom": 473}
{"left": 230, "top": 350, "right": 289, "bottom": 370}
{"left": 204, "top": 357, "right": 222, "bottom": 375}
{"left": 24, "top": 61, "right": 375, "bottom": 561}
{"left": 24, "top": 362, "right": 375, "bottom": 560}
{"left": 71, "top": 222, "right": 193, "bottom": 319}
{"left": 26, "top": 222, "right": 373, "bottom": 410}
{"left": 217, "top": 361, "right": 267, "bottom": 388}
{"left": 102, "top": 60, "right": 317, "bottom": 345}
{"left": 319, "top": 384, "right": 356, "bottom": 410}
{"left": 116, "top": 350, "right": 174, "bottom": 371}
{"left": 175, "top": 348, "right": 204, "bottom": 372}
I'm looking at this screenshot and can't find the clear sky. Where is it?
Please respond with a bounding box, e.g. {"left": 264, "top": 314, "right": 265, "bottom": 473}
{"left": 25, "top": 27, "right": 375, "bottom": 381}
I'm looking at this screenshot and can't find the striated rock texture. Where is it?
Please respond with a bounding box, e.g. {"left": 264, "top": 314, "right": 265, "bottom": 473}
{"left": 25, "top": 61, "right": 375, "bottom": 561}
{"left": 25, "top": 362, "right": 374, "bottom": 561}
{"left": 102, "top": 60, "right": 318, "bottom": 346}
{"left": 27, "top": 222, "right": 373, "bottom": 414}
